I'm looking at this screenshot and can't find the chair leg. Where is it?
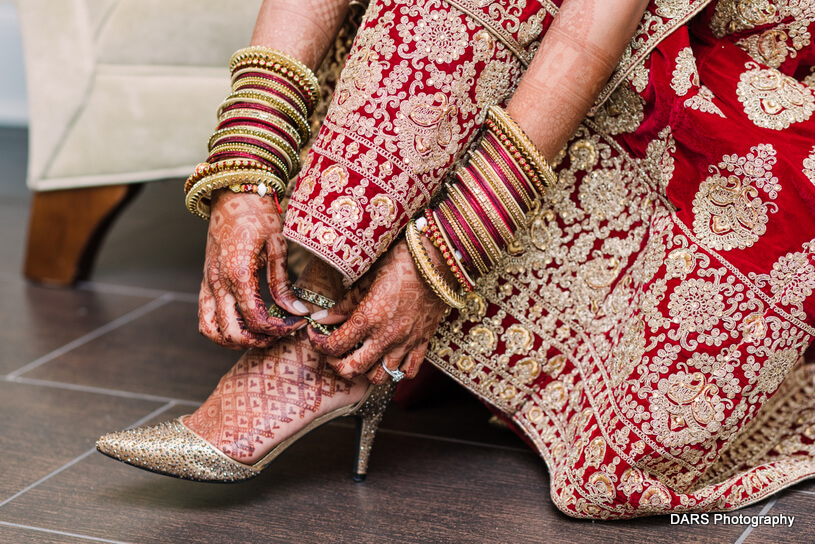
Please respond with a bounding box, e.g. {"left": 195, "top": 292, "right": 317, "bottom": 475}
{"left": 23, "top": 184, "right": 142, "bottom": 286}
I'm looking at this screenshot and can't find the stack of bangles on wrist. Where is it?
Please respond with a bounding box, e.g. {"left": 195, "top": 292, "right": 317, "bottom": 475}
{"left": 406, "top": 106, "right": 557, "bottom": 309}
{"left": 184, "top": 46, "right": 320, "bottom": 219}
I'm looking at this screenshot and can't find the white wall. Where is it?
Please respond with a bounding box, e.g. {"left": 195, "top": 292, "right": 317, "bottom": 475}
{"left": 0, "top": 1, "right": 28, "bottom": 126}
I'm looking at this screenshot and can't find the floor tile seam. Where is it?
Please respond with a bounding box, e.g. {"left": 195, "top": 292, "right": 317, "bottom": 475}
{"left": 3, "top": 376, "right": 201, "bottom": 406}
{"left": 6, "top": 293, "right": 175, "bottom": 379}
{"left": 0, "top": 522, "right": 140, "bottom": 544}
{"left": 0, "top": 401, "right": 176, "bottom": 509}
{"left": 792, "top": 489, "right": 815, "bottom": 496}
{"left": 732, "top": 497, "right": 778, "bottom": 544}
{"left": 76, "top": 280, "right": 198, "bottom": 303}
{"left": 330, "top": 420, "right": 533, "bottom": 454}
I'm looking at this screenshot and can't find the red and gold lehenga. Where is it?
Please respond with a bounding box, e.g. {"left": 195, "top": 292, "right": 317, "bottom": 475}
{"left": 284, "top": 0, "right": 815, "bottom": 518}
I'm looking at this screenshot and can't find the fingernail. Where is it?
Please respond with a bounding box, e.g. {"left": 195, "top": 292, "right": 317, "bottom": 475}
{"left": 284, "top": 315, "right": 305, "bottom": 327}
{"left": 292, "top": 300, "right": 309, "bottom": 315}
{"left": 311, "top": 309, "right": 328, "bottom": 321}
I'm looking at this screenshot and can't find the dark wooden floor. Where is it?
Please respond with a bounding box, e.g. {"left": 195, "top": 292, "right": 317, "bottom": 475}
{"left": 0, "top": 126, "right": 812, "bottom": 543}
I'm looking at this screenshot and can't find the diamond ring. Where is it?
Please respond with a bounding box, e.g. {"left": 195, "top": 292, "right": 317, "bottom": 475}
{"left": 381, "top": 361, "right": 405, "bottom": 383}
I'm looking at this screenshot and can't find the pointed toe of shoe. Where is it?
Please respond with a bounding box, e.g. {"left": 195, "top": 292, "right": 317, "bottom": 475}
{"left": 96, "top": 419, "right": 260, "bottom": 483}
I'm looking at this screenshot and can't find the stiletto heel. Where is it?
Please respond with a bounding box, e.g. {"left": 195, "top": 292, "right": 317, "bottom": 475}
{"left": 352, "top": 381, "right": 397, "bottom": 482}
{"left": 96, "top": 381, "right": 397, "bottom": 483}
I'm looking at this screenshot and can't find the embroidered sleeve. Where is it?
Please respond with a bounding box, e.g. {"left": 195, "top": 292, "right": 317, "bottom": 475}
{"left": 283, "top": 0, "right": 548, "bottom": 284}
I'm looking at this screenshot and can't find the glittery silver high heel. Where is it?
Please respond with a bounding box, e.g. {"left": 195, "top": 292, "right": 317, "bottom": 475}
{"left": 95, "top": 381, "right": 396, "bottom": 483}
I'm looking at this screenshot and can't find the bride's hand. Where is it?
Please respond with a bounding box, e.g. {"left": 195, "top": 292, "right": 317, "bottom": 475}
{"left": 307, "top": 237, "right": 451, "bottom": 383}
{"left": 198, "top": 190, "right": 308, "bottom": 349}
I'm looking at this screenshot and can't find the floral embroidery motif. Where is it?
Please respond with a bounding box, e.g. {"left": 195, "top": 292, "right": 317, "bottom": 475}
{"left": 737, "top": 62, "right": 815, "bottom": 130}
{"left": 752, "top": 240, "right": 815, "bottom": 320}
{"left": 692, "top": 144, "right": 780, "bottom": 251}
{"left": 592, "top": 85, "right": 645, "bottom": 135}
{"left": 403, "top": 8, "right": 469, "bottom": 64}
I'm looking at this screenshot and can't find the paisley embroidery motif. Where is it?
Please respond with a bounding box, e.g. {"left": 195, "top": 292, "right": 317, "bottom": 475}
{"left": 692, "top": 143, "right": 780, "bottom": 251}
{"left": 737, "top": 62, "right": 815, "bottom": 130}
{"left": 710, "top": 0, "right": 777, "bottom": 37}
{"left": 712, "top": 0, "right": 815, "bottom": 68}
{"left": 394, "top": 92, "right": 462, "bottom": 173}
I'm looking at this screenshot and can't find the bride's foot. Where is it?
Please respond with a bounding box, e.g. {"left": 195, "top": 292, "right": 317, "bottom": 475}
{"left": 95, "top": 333, "right": 392, "bottom": 482}
{"left": 184, "top": 334, "right": 368, "bottom": 464}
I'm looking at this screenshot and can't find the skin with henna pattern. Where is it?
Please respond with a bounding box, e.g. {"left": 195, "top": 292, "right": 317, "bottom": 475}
{"left": 199, "top": 0, "right": 351, "bottom": 347}
{"left": 309, "top": 237, "right": 452, "bottom": 384}
{"left": 199, "top": 190, "right": 307, "bottom": 349}
{"left": 309, "top": 0, "right": 650, "bottom": 380}
{"left": 187, "top": 248, "right": 368, "bottom": 464}
{"left": 183, "top": 334, "right": 367, "bottom": 463}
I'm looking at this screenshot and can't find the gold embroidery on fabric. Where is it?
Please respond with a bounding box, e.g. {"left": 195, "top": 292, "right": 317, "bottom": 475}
{"left": 594, "top": 0, "right": 713, "bottom": 112}
{"left": 427, "top": 112, "right": 815, "bottom": 516}
{"left": 394, "top": 92, "right": 462, "bottom": 173}
{"left": 671, "top": 47, "right": 699, "bottom": 96}
{"left": 804, "top": 146, "right": 815, "bottom": 185}
{"left": 710, "top": 0, "right": 777, "bottom": 37}
{"left": 686, "top": 87, "right": 727, "bottom": 118}
{"left": 692, "top": 144, "right": 780, "bottom": 251}
{"left": 592, "top": 85, "right": 645, "bottom": 135}
{"left": 439, "top": 0, "right": 542, "bottom": 65}
{"left": 286, "top": 0, "right": 529, "bottom": 282}
{"left": 736, "top": 62, "right": 815, "bottom": 130}
{"left": 671, "top": 47, "right": 727, "bottom": 118}
{"left": 712, "top": 1, "right": 815, "bottom": 69}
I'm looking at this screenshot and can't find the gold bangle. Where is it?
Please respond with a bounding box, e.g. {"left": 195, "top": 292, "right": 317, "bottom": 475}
{"left": 439, "top": 202, "right": 489, "bottom": 276}
{"left": 487, "top": 106, "right": 557, "bottom": 189}
{"left": 185, "top": 169, "right": 285, "bottom": 220}
{"left": 480, "top": 139, "right": 538, "bottom": 205}
{"left": 208, "top": 127, "right": 298, "bottom": 172}
{"left": 217, "top": 108, "right": 303, "bottom": 148}
{"left": 447, "top": 184, "right": 501, "bottom": 268}
{"left": 457, "top": 165, "right": 517, "bottom": 248}
{"left": 470, "top": 152, "right": 526, "bottom": 231}
{"left": 208, "top": 142, "right": 290, "bottom": 179}
{"left": 231, "top": 77, "right": 308, "bottom": 118}
{"left": 472, "top": 147, "right": 533, "bottom": 211}
{"left": 293, "top": 286, "right": 335, "bottom": 310}
{"left": 217, "top": 91, "right": 310, "bottom": 142}
{"left": 405, "top": 220, "right": 465, "bottom": 309}
{"left": 229, "top": 46, "right": 320, "bottom": 113}
{"left": 184, "top": 159, "right": 272, "bottom": 194}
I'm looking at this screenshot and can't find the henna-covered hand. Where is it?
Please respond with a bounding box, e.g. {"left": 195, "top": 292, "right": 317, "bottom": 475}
{"left": 308, "top": 237, "right": 450, "bottom": 384}
{"left": 199, "top": 190, "right": 308, "bottom": 349}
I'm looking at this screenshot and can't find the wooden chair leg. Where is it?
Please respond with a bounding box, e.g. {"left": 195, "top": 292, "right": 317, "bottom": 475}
{"left": 23, "top": 184, "right": 142, "bottom": 286}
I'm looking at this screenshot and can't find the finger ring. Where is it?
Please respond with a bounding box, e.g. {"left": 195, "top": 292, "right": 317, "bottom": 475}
{"left": 381, "top": 361, "right": 405, "bottom": 383}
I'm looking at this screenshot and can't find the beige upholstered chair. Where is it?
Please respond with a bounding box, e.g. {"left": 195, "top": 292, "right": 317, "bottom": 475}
{"left": 16, "top": 0, "right": 262, "bottom": 284}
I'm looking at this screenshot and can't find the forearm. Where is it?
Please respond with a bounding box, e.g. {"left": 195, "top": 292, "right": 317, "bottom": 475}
{"left": 507, "top": 0, "right": 649, "bottom": 161}
{"left": 250, "top": 0, "right": 350, "bottom": 71}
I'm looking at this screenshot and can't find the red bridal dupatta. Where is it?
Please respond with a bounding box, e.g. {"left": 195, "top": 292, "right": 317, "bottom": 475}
{"left": 284, "top": 0, "right": 815, "bottom": 518}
